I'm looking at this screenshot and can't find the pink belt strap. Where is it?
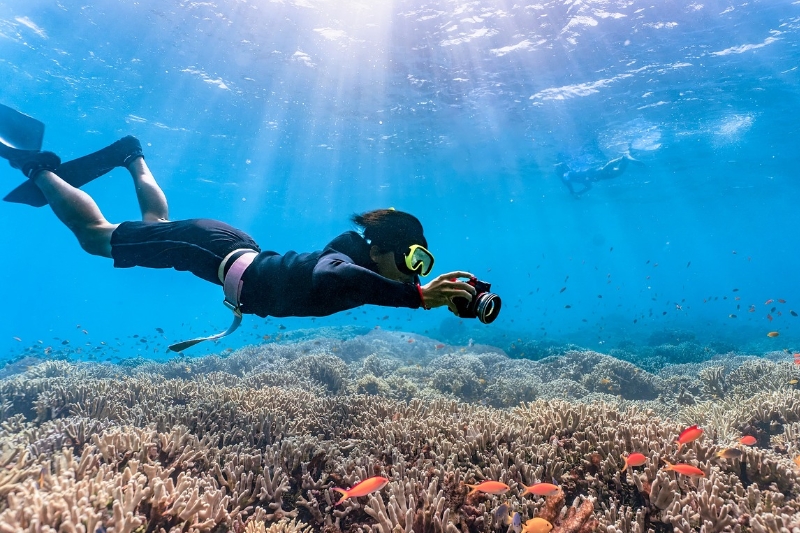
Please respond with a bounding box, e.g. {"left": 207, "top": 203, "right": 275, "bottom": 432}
{"left": 223, "top": 251, "right": 258, "bottom": 311}
{"left": 168, "top": 251, "right": 258, "bottom": 352}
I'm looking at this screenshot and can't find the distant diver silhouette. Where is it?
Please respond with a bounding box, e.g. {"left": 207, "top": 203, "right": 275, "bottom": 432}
{"left": 556, "top": 153, "right": 640, "bottom": 197}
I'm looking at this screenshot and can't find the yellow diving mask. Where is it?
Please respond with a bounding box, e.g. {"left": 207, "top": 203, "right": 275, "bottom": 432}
{"left": 403, "top": 244, "right": 434, "bottom": 276}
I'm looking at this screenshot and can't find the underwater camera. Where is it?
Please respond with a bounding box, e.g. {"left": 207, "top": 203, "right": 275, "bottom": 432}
{"left": 452, "top": 277, "right": 502, "bottom": 324}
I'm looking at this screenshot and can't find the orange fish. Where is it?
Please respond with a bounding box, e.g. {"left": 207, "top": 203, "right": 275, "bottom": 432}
{"left": 767, "top": 331, "right": 779, "bottom": 337}
{"left": 407, "top": 338, "right": 415, "bottom": 343}
{"left": 778, "top": 299, "right": 787, "bottom": 304}
{"left": 662, "top": 460, "right": 705, "bottom": 477}
{"left": 677, "top": 425, "right": 704, "bottom": 449}
{"left": 767, "top": 314, "right": 773, "bottom": 322}
{"left": 621, "top": 453, "right": 647, "bottom": 472}
{"left": 765, "top": 299, "right": 774, "bottom": 305}
{"left": 739, "top": 435, "right": 757, "bottom": 446}
{"left": 333, "top": 476, "right": 389, "bottom": 505}
{"left": 794, "top": 456, "right": 800, "bottom": 469}
{"left": 520, "top": 482, "right": 560, "bottom": 497}
{"left": 466, "top": 481, "right": 510, "bottom": 495}
{"left": 521, "top": 517, "right": 553, "bottom": 533}
{"left": 434, "top": 343, "right": 445, "bottom": 349}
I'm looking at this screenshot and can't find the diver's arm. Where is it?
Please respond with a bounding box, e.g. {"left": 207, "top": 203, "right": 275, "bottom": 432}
{"left": 312, "top": 256, "right": 422, "bottom": 308}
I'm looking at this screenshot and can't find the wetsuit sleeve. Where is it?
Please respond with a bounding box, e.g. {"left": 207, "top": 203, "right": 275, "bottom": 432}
{"left": 312, "top": 254, "right": 422, "bottom": 309}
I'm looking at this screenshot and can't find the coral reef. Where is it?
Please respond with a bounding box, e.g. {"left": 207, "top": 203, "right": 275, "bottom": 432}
{"left": 0, "top": 328, "right": 798, "bottom": 532}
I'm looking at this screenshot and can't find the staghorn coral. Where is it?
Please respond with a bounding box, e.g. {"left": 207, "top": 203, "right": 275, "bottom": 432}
{"left": 484, "top": 374, "right": 539, "bottom": 408}
{"left": 0, "top": 330, "right": 797, "bottom": 533}
{"left": 286, "top": 354, "right": 349, "bottom": 394}
{"left": 244, "top": 516, "right": 314, "bottom": 533}
{"left": 355, "top": 374, "right": 392, "bottom": 396}
{"left": 429, "top": 354, "right": 487, "bottom": 401}
{"left": 363, "top": 476, "right": 458, "bottom": 533}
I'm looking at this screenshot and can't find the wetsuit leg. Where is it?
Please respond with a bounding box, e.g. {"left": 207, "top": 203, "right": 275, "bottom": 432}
{"left": 110, "top": 219, "right": 261, "bottom": 285}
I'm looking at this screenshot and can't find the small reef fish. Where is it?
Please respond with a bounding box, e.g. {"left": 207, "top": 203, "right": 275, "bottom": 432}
{"left": 676, "top": 424, "right": 704, "bottom": 449}
{"left": 791, "top": 310, "right": 798, "bottom": 317}
{"left": 778, "top": 299, "right": 787, "bottom": 304}
{"left": 794, "top": 456, "right": 800, "bottom": 470}
{"left": 494, "top": 503, "right": 510, "bottom": 525}
{"left": 767, "top": 314, "right": 773, "bottom": 322}
{"left": 765, "top": 299, "right": 774, "bottom": 305}
{"left": 333, "top": 476, "right": 389, "bottom": 505}
{"left": 465, "top": 481, "right": 509, "bottom": 496}
{"left": 466, "top": 481, "right": 510, "bottom": 495}
{"left": 621, "top": 453, "right": 647, "bottom": 472}
{"left": 767, "top": 331, "right": 779, "bottom": 338}
{"left": 662, "top": 460, "right": 706, "bottom": 477}
{"left": 520, "top": 482, "right": 560, "bottom": 497}
{"left": 521, "top": 517, "right": 553, "bottom": 533}
{"left": 716, "top": 448, "right": 744, "bottom": 460}
{"left": 739, "top": 435, "right": 757, "bottom": 446}
{"left": 510, "top": 512, "right": 522, "bottom": 533}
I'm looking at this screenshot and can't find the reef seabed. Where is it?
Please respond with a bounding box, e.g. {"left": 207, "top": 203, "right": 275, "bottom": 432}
{"left": 0, "top": 330, "right": 798, "bottom": 533}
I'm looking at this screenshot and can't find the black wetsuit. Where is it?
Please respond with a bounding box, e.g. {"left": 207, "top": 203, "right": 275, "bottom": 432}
{"left": 110, "top": 219, "right": 422, "bottom": 317}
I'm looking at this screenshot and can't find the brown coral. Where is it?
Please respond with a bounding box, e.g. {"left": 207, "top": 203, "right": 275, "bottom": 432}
{"left": 0, "top": 331, "right": 797, "bottom": 533}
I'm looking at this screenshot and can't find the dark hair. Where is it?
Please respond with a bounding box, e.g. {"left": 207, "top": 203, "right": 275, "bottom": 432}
{"left": 351, "top": 209, "right": 427, "bottom": 253}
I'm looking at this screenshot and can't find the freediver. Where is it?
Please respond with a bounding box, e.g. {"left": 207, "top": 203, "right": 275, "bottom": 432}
{"left": 0, "top": 104, "right": 501, "bottom": 351}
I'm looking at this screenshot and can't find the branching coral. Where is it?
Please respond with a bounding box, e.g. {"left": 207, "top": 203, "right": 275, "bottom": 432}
{"left": 0, "top": 331, "right": 798, "bottom": 533}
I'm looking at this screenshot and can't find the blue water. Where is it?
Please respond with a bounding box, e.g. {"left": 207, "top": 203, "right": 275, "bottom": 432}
{"left": 1, "top": 0, "right": 799, "bottom": 362}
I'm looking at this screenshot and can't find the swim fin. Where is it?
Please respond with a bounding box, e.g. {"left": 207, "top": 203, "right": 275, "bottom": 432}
{"left": 0, "top": 104, "right": 44, "bottom": 153}
{"left": 4, "top": 149, "right": 123, "bottom": 208}
{"left": 1, "top": 105, "right": 142, "bottom": 207}
{"left": 0, "top": 104, "right": 49, "bottom": 206}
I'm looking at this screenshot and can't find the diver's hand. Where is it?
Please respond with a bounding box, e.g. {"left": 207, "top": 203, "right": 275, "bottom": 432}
{"left": 420, "top": 271, "right": 476, "bottom": 314}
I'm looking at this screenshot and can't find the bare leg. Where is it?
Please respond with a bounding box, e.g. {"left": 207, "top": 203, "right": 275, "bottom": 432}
{"left": 126, "top": 157, "right": 168, "bottom": 222}
{"left": 597, "top": 156, "right": 629, "bottom": 180}
{"left": 30, "top": 170, "right": 116, "bottom": 257}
